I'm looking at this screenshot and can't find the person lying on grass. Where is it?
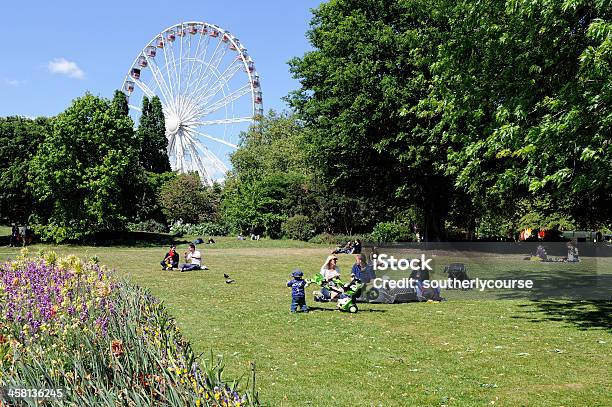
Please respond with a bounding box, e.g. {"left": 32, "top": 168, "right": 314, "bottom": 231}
{"left": 180, "top": 243, "right": 209, "bottom": 272}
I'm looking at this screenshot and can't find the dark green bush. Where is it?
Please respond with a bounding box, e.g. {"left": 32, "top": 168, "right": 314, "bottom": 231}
{"left": 281, "top": 215, "right": 315, "bottom": 241}
{"left": 371, "top": 221, "right": 413, "bottom": 243}
{"left": 308, "top": 233, "right": 374, "bottom": 245}
{"left": 127, "top": 219, "right": 169, "bottom": 233}
{"left": 170, "top": 222, "right": 230, "bottom": 237}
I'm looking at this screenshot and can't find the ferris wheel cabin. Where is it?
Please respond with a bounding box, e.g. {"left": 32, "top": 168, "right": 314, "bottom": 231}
{"left": 145, "top": 46, "right": 157, "bottom": 58}
{"left": 130, "top": 68, "right": 141, "bottom": 80}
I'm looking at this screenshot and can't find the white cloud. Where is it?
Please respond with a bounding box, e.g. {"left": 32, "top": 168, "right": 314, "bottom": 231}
{"left": 48, "top": 57, "right": 85, "bottom": 79}
{"left": 3, "top": 78, "right": 27, "bottom": 87}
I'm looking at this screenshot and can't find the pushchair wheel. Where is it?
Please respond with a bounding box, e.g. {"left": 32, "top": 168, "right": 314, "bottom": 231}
{"left": 349, "top": 305, "right": 358, "bottom": 313}
{"left": 366, "top": 288, "right": 380, "bottom": 301}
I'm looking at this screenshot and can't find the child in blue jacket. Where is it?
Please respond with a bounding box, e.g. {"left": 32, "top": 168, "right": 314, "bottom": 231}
{"left": 287, "top": 269, "right": 308, "bottom": 313}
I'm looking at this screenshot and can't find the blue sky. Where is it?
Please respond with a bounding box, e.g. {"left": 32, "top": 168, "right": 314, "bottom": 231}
{"left": 0, "top": 0, "right": 323, "bottom": 117}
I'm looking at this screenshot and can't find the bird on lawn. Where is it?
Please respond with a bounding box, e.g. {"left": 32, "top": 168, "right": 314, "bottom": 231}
{"left": 223, "top": 273, "right": 230, "bottom": 279}
{"left": 225, "top": 279, "right": 235, "bottom": 284}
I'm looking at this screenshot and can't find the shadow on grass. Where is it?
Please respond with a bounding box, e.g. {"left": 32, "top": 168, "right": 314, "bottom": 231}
{"left": 307, "top": 306, "right": 386, "bottom": 313}
{"left": 0, "top": 231, "right": 191, "bottom": 248}
{"left": 515, "top": 300, "right": 612, "bottom": 332}
{"left": 472, "top": 270, "right": 612, "bottom": 301}
{"left": 82, "top": 231, "right": 191, "bottom": 247}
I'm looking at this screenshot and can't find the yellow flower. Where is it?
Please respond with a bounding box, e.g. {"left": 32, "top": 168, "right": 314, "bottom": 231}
{"left": 95, "top": 281, "right": 110, "bottom": 297}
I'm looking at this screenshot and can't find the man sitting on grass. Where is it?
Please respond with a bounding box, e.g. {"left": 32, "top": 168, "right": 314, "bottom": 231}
{"left": 180, "top": 244, "right": 209, "bottom": 272}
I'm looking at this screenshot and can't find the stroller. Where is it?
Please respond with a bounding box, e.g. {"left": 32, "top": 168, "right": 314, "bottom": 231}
{"left": 310, "top": 274, "right": 364, "bottom": 313}
{"left": 444, "top": 263, "right": 470, "bottom": 287}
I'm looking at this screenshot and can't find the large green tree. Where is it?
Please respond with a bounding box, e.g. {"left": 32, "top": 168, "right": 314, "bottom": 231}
{"left": 417, "top": 0, "right": 612, "bottom": 230}
{"left": 137, "top": 96, "right": 171, "bottom": 173}
{"left": 288, "top": 0, "right": 455, "bottom": 239}
{"left": 28, "top": 92, "right": 140, "bottom": 242}
{"left": 222, "top": 112, "right": 320, "bottom": 236}
{"left": 289, "top": 0, "right": 611, "bottom": 238}
{"left": 0, "top": 116, "right": 50, "bottom": 224}
{"left": 160, "top": 173, "right": 220, "bottom": 224}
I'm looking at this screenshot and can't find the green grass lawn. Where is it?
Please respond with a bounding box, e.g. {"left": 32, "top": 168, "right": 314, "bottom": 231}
{"left": 0, "top": 236, "right": 610, "bottom": 406}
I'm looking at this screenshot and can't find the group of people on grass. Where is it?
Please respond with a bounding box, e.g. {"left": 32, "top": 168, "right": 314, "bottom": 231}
{"left": 287, "top": 253, "right": 372, "bottom": 313}
{"left": 332, "top": 239, "right": 362, "bottom": 255}
{"left": 9, "top": 225, "right": 32, "bottom": 247}
{"left": 160, "top": 243, "right": 209, "bottom": 272}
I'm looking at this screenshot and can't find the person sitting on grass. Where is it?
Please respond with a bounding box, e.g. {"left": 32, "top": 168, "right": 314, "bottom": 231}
{"left": 351, "top": 239, "right": 362, "bottom": 254}
{"left": 9, "top": 224, "right": 20, "bottom": 247}
{"left": 351, "top": 253, "right": 369, "bottom": 281}
{"left": 180, "top": 243, "right": 209, "bottom": 272}
{"left": 160, "top": 245, "right": 179, "bottom": 270}
{"left": 287, "top": 269, "right": 308, "bottom": 313}
{"left": 319, "top": 255, "right": 342, "bottom": 300}
{"left": 332, "top": 241, "right": 353, "bottom": 254}
{"left": 320, "top": 255, "right": 341, "bottom": 280}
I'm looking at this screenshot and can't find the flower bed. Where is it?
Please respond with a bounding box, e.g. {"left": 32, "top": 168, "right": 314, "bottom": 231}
{"left": 0, "top": 249, "right": 256, "bottom": 406}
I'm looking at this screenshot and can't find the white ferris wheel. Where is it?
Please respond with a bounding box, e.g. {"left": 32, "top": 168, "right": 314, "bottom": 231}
{"left": 122, "top": 21, "right": 262, "bottom": 184}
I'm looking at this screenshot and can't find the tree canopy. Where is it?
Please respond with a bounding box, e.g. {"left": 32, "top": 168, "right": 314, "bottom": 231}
{"left": 28, "top": 93, "right": 140, "bottom": 241}
{"left": 0, "top": 116, "right": 50, "bottom": 224}
{"left": 137, "top": 95, "right": 171, "bottom": 173}
{"left": 287, "top": 0, "right": 611, "bottom": 238}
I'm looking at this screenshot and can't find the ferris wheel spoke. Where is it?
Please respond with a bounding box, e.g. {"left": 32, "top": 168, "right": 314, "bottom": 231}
{"left": 183, "top": 30, "right": 203, "bottom": 100}
{"left": 191, "top": 34, "right": 211, "bottom": 84}
{"left": 187, "top": 40, "right": 224, "bottom": 104}
{"left": 183, "top": 129, "right": 228, "bottom": 176}
{"left": 149, "top": 59, "right": 177, "bottom": 112}
{"left": 175, "top": 131, "right": 189, "bottom": 173}
{"left": 199, "top": 144, "right": 229, "bottom": 175}
{"left": 167, "top": 132, "right": 176, "bottom": 157}
{"left": 134, "top": 79, "right": 157, "bottom": 99}
{"left": 181, "top": 130, "right": 208, "bottom": 169}
{"left": 187, "top": 127, "right": 238, "bottom": 149}
{"left": 189, "top": 37, "right": 229, "bottom": 97}
{"left": 190, "top": 61, "right": 242, "bottom": 106}
{"left": 194, "top": 46, "right": 232, "bottom": 100}
{"left": 187, "top": 82, "right": 250, "bottom": 120}
{"left": 196, "top": 83, "right": 252, "bottom": 118}
{"left": 190, "top": 72, "right": 243, "bottom": 115}
{"left": 128, "top": 104, "right": 142, "bottom": 112}
{"left": 145, "top": 56, "right": 174, "bottom": 111}
{"left": 185, "top": 117, "right": 254, "bottom": 126}
{"left": 183, "top": 70, "right": 243, "bottom": 120}
{"left": 178, "top": 25, "right": 185, "bottom": 96}
{"left": 167, "top": 39, "right": 181, "bottom": 96}
{"left": 184, "top": 138, "right": 212, "bottom": 183}
{"left": 200, "top": 148, "right": 229, "bottom": 177}
{"left": 166, "top": 41, "right": 183, "bottom": 113}
{"left": 159, "top": 39, "right": 178, "bottom": 102}
{"left": 188, "top": 35, "right": 214, "bottom": 93}
{"left": 165, "top": 40, "right": 183, "bottom": 104}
